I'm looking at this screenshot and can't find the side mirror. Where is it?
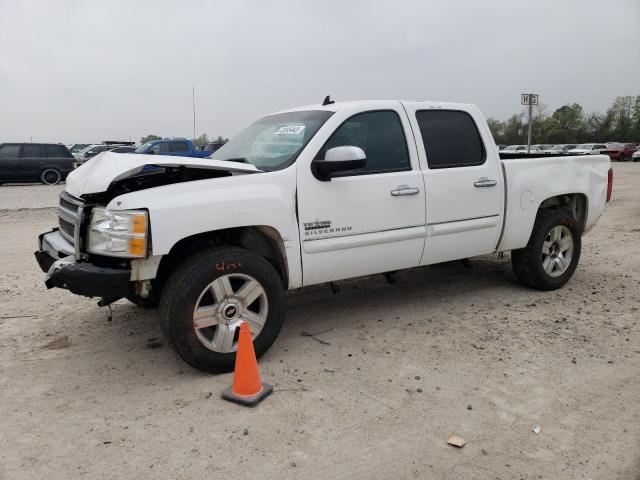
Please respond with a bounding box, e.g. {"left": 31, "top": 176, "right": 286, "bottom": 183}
{"left": 312, "top": 146, "right": 366, "bottom": 181}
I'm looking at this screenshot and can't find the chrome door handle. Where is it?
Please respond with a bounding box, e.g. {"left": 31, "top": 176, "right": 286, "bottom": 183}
{"left": 391, "top": 185, "right": 420, "bottom": 196}
{"left": 474, "top": 177, "right": 497, "bottom": 188}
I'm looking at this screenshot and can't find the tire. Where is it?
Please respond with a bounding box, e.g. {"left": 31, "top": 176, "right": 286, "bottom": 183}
{"left": 40, "top": 168, "right": 62, "bottom": 185}
{"left": 159, "top": 247, "right": 285, "bottom": 373}
{"left": 511, "top": 209, "right": 581, "bottom": 291}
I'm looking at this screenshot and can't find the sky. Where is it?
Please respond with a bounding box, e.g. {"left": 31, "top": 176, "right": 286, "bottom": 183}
{"left": 0, "top": 0, "right": 639, "bottom": 144}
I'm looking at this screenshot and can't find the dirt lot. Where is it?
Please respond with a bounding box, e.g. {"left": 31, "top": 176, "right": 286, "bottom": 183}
{"left": 0, "top": 164, "right": 639, "bottom": 480}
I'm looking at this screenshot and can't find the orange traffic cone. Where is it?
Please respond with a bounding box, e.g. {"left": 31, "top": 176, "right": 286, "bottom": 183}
{"left": 221, "top": 322, "right": 273, "bottom": 406}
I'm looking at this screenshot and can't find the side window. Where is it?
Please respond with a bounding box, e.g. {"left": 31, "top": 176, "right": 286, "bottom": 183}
{"left": 21, "top": 145, "right": 43, "bottom": 157}
{"left": 45, "top": 145, "right": 65, "bottom": 157}
{"left": 416, "top": 110, "right": 486, "bottom": 169}
{"left": 153, "top": 143, "right": 170, "bottom": 154}
{"left": 170, "top": 141, "right": 189, "bottom": 152}
{"left": 319, "top": 110, "right": 410, "bottom": 175}
{"left": 0, "top": 144, "right": 21, "bottom": 159}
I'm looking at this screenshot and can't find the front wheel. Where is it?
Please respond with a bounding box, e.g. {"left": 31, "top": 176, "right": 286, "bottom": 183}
{"left": 159, "top": 247, "right": 285, "bottom": 373}
{"left": 511, "top": 210, "right": 581, "bottom": 291}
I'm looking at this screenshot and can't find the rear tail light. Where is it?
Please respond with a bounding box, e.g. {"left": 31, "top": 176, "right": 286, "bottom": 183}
{"left": 606, "top": 168, "right": 613, "bottom": 202}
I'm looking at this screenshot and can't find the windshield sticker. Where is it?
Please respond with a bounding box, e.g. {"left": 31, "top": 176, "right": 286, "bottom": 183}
{"left": 275, "top": 126, "right": 305, "bottom": 135}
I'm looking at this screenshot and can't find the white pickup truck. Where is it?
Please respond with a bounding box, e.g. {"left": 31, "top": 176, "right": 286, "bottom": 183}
{"left": 35, "top": 100, "right": 613, "bottom": 373}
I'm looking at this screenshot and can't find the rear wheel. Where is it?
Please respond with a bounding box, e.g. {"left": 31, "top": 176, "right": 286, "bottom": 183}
{"left": 40, "top": 168, "right": 62, "bottom": 185}
{"left": 512, "top": 210, "right": 581, "bottom": 290}
{"left": 159, "top": 247, "right": 285, "bottom": 373}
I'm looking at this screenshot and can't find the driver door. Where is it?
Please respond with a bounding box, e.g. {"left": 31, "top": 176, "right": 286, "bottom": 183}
{"left": 296, "top": 106, "right": 427, "bottom": 286}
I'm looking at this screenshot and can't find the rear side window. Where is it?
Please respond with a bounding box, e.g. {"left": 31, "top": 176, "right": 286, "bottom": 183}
{"left": 170, "top": 141, "right": 189, "bottom": 152}
{"left": 45, "top": 145, "right": 68, "bottom": 157}
{"left": 0, "top": 144, "right": 21, "bottom": 159}
{"left": 416, "top": 110, "right": 486, "bottom": 169}
{"left": 21, "top": 145, "right": 44, "bottom": 157}
{"left": 319, "top": 110, "right": 410, "bottom": 175}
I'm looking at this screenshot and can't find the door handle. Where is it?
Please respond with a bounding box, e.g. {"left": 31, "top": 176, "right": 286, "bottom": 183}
{"left": 391, "top": 185, "right": 420, "bottom": 196}
{"left": 474, "top": 177, "right": 497, "bottom": 188}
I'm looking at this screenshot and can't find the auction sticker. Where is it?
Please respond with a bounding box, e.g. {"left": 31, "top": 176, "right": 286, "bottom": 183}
{"left": 275, "top": 126, "right": 305, "bottom": 135}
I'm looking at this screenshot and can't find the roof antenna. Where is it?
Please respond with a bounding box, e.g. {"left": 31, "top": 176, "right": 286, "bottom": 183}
{"left": 322, "top": 95, "right": 335, "bottom": 106}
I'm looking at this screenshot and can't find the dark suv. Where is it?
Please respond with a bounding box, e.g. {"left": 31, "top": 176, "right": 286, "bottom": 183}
{"left": 0, "top": 143, "right": 74, "bottom": 185}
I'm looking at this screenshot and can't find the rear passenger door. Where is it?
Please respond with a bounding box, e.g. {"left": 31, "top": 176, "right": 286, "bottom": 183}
{"left": 0, "top": 144, "right": 22, "bottom": 181}
{"left": 403, "top": 104, "right": 503, "bottom": 265}
{"left": 45, "top": 145, "right": 72, "bottom": 173}
{"left": 20, "top": 144, "right": 44, "bottom": 181}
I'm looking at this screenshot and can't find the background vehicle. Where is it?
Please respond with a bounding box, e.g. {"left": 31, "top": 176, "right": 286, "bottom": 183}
{"left": 110, "top": 146, "right": 137, "bottom": 153}
{"left": 0, "top": 143, "right": 74, "bottom": 185}
{"left": 35, "top": 100, "right": 612, "bottom": 373}
{"left": 568, "top": 143, "right": 608, "bottom": 155}
{"left": 543, "top": 144, "right": 577, "bottom": 154}
{"left": 199, "top": 141, "right": 227, "bottom": 154}
{"left": 135, "top": 139, "right": 213, "bottom": 158}
{"left": 75, "top": 144, "right": 131, "bottom": 165}
{"left": 500, "top": 144, "right": 528, "bottom": 153}
{"left": 601, "top": 143, "right": 638, "bottom": 161}
{"left": 529, "top": 144, "right": 552, "bottom": 152}
{"left": 68, "top": 144, "right": 90, "bottom": 154}
{"left": 632, "top": 149, "right": 640, "bottom": 162}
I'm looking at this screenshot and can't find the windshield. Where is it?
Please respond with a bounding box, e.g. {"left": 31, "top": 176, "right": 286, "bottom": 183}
{"left": 576, "top": 144, "right": 592, "bottom": 149}
{"left": 135, "top": 142, "right": 153, "bottom": 153}
{"left": 212, "top": 110, "right": 334, "bottom": 170}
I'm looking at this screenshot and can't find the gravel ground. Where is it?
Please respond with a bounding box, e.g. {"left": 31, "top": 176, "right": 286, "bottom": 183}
{"left": 0, "top": 165, "right": 639, "bottom": 479}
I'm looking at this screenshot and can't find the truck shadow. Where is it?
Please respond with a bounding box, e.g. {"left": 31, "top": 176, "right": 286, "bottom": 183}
{"left": 279, "top": 254, "right": 520, "bottom": 339}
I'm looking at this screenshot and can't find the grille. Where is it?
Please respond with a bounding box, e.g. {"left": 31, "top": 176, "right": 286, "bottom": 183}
{"left": 59, "top": 217, "right": 75, "bottom": 239}
{"left": 59, "top": 196, "right": 79, "bottom": 214}
{"left": 58, "top": 192, "right": 85, "bottom": 251}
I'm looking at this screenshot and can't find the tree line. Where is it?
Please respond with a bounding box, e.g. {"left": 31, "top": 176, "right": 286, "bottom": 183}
{"left": 140, "top": 134, "right": 229, "bottom": 147}
{"left": 488, "top": 95, "right": 640, "bottom": 145}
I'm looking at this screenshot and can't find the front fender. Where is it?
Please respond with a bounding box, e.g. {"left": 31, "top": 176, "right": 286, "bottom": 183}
{"left": 107, "top": 167, "right": 303, "bottom": 288}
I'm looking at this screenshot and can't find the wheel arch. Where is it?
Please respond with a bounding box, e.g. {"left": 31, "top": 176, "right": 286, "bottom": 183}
{"left": 537, "top": 192, "right": 588, "bottom": 233}
{"left": 154, "top": 226, "right": 290, "bottom": 291}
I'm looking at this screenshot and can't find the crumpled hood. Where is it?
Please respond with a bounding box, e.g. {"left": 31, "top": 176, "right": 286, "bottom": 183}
{"left": 65, "top": 152, "right": 260, "bottom": 197}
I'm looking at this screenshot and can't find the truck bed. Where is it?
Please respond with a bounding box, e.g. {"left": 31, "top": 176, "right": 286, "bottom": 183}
{"left": 497, "top": 154, "right": 610, "bottom": 252}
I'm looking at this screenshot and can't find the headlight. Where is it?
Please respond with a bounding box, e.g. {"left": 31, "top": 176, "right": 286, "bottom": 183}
{"left": 87, "top": 208, "right": 148, "bottom": 258}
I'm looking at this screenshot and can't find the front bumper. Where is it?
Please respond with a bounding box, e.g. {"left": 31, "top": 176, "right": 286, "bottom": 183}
{"left": 35, "top": 229, "right": 131, "bottom": 298}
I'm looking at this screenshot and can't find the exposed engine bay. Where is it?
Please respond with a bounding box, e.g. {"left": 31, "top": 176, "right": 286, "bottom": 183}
{"left": 82, "top": 165, "right": 243, "bottom": 203}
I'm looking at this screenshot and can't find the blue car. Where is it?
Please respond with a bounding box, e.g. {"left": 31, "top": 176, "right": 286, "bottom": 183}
{"left": 135, "top": 139, "right": 213, "bottom": 158}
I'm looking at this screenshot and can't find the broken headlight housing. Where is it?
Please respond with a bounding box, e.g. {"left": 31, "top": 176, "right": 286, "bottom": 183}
{"left": 87, "top": 208, "right": 148, "bottom": 258}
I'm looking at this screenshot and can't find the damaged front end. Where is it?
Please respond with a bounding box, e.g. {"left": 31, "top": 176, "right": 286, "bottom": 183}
{"left": 35, "top": 154, "right": 262, "bottom": 305}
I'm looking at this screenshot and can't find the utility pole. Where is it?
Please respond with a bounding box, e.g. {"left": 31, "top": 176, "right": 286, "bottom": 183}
{"left": 192, "top": 85, "right": 196, "bottom": 143}
{"left": 521, "top": 93, "right": 539, "bottom": 153}
{"left": 527, "top": 100, "right": 533, "bottom": 153}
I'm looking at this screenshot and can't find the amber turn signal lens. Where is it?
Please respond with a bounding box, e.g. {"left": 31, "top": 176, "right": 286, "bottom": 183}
{"left": 129, "top": 237, "right": 146, "bottom": 256}
{"left": 132, "top": 214, "right": 147, "bottom": 234}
